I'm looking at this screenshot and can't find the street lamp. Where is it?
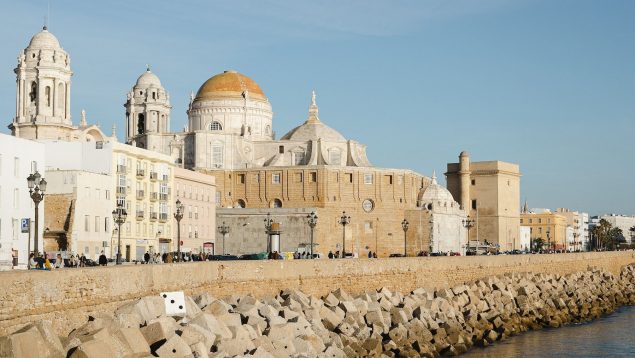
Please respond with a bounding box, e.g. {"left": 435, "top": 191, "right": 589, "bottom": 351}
{"left": 264, "top": 213, "right": 273, "bottom": 253}
{"left": 173, "top": 199, "right": 184, "bottom": 262}
{"left": 111, "top": 204, "right": 128, "bottom": 264}
{"left": 217, "top": 221, "right": 230, "bottom": 255}
{"left": 546, "top": 230, "right": 551, "bottom": 253}
{"left": 401, "top": 219, "right": 409, "bottom": 257}
{"left": 337, "top": 211, "right": 351, "bottom": 258}
{"left": 462, "top": 218, "right": 475, "bottom": 254}
{"left": 27, "top": 171, "right": 46, "bottom": 262}
{"left": 307, "top": 212, "right": 318, "bottom": 259}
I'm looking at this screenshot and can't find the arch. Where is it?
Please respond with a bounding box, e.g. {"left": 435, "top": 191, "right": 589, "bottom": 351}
{"left": 45, "top": 86, "right": 51, "bottom": 107}
{"left": 271, "top": 199, "right": 282, "bottom": 208}
{"left": 137, "top": 113, "right": 145, "bottom": 135}
{"left": 235, "top": 199, "right": 246, "bottom": 208}
{"left": 29, "top": 82, "right": 37, "bottom": 102}
{"left": 210, "top": 121, "right": 222, "bottom": 131}
{"left": 84, "top": 128, "right": 106, "bottom": 142}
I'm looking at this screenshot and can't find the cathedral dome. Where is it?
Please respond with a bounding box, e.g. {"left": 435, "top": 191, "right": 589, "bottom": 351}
{"left": 281, "top": 91, "right": 346, "bottom": 142}
{"left": 135, "top": 68, "right": 162, "bottom": 88}
{"left": 28, "top": 27, "right": 61, "bottom": 49}
{"left": 418, "top": 173, "right": 456, "bottom": 205}
{"left": 195, "top": 70, "right": 266, "bottom": 100}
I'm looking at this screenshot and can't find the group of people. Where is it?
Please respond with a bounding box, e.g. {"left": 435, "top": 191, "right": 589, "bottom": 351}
{"left": 292, "top": 251, "right": 314, "bottom": 259}
{"left": 28, "top": 251, "right": 108, "bottom": 270}
{"left": 140, "top": 251, "right": 212, "bottom": 264}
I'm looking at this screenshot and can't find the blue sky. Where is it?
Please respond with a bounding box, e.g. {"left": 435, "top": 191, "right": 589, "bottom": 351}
{"left": 1, "top": 0, "right": 633, "bottom": 215}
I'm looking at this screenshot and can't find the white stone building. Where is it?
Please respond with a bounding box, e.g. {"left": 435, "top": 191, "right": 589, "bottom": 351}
{"left": 416, "top": 173, "right": 468, "bottom": 255}
{"left": 519, "top": 226, "right": 531, "bottom": 251}
{"left": 600, "top": 214, "right": 635, "bottom": 245}
{"left": 0, "top": 133, "right": 45, "bottom": 270}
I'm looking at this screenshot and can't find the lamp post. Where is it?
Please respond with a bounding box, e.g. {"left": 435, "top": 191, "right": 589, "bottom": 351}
{"left": 462, "top": 218, "right": 475, "bottom": 254}
{"left": 173, "top": 199, "right": 184, "bottom": 262}
{"left": 264, "top": 213, "right": 273, "bottom": 253}
{"left": 217, "top": 221, "right": 230, "bottom": 255}
{"left": 546, "top": 230, "right": 551, "bottom": 253}
{"left": 111, "top": 204, "right": 128, "bottom": 264}
{"left": 27, "top": 171, "right": 47, "bottom": 261}
{"left": 401, "top": 219, "right": 409, "bottom": 257}
{"left": 338, "top": 211, "right": 351, "bottom": 258}
{"left": 307, "top": 212, "right": 318, "bottom": 259}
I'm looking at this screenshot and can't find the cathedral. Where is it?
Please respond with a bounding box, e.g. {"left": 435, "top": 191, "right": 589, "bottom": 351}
{"left": 9, "top": 27, "right": 483, "bottom": 257}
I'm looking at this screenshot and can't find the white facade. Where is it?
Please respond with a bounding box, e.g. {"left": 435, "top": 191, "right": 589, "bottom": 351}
{"left": 519, "top": 226, "right": 531, "bottom": 251}
{"left": 600, "top": 214, "right": 635, "bottom": 245}
{"left": 579, "top": 212, "right": 589, "bottom": 251}
{"left": 45, "top": 170, "right": 114, "bottom": 260}
{"left": 0, "top": 134, "right": 45, "bottom": 270}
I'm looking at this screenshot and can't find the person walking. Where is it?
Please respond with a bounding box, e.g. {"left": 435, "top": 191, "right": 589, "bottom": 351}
{"left": 328, "top": 251, "right": 334, "bottom": 259}
{"left": 99, "top": 251, "right": 108, "bottom": 266}
{"left": 144, "top": 251, "right": 150, "bottom": 264}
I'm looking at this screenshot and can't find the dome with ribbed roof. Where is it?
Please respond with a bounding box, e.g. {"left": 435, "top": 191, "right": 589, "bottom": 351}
{"left": 28, "top": 27, "right": 61, "bottom": 50}
{"left": 281, "top": 91, "right": 346, "bottom": 142}
{"left": 195, "top": 70, "right": 266, "bottom": 100}
{"left": 135, "top": 68, "right": 162, "bottom": 88}
{"left": 418, "top": 172, "right": 456, "bottom": 206}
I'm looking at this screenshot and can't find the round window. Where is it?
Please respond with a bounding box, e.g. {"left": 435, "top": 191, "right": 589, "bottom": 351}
{"left": 362, "top": 199, "right": 374, "bottom": 213}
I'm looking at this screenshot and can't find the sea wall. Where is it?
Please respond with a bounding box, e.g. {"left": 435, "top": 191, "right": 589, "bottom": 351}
{"left": 1, "top": 251, "right": 634, "bottom": 337}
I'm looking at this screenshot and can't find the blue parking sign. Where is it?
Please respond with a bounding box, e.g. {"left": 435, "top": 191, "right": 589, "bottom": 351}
{"left": 21, "top": 218, "right": 29, "bottom": 233}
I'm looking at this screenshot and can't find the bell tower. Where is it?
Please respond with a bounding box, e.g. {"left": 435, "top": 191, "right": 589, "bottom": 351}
{"left": 10, "top": 27, "right": 73, "bottom": 140}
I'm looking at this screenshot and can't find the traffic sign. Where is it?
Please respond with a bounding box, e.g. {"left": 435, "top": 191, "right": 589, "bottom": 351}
{"left": 21, "top": 219, "right": 30, "bottom": 233}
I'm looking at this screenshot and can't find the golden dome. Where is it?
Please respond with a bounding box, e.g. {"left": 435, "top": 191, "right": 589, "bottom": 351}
{"left": 195, "top": 70, "right": 266, "bottom": 100}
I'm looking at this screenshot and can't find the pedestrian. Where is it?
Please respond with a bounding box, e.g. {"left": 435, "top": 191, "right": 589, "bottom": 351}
{"left": 54, "top": 254, "right": 64, "bottom": 269}
{"left": 29, "top": 253, "right": 36, "bottom": 269}
{"left": 368, "top": 251, "right": 373, "bottom": 258}
{"left": 44, "top": 256, "right": 54, "bottom": 270}
{"left": 335, "top": 250, "right": 340, "bottom": 258}
{"left": 167, "top": 253, "right": 173, "bottom": 263}
{"left": 328, "top": 251, "right": 334, "bottom": 259}
{"left": 99, "top": 251, "right": 108, "bottom": 266}
{"left": 373, "top": 252, "right": 377, "bottom": 258}
{"left": 80, "top": 253, "right": 86, "bottom": 267}
{"left": 144, "top": 251, "right": 150, "bottom": 264}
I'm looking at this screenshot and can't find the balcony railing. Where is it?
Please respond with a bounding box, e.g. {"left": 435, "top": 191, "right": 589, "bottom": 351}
{"left": 136, "top": 211, "right": 144, "bottom": 220}
{"left": 159, "top": 193, "right": 168, "bottom": 201}
{"left": 159, "top": 213, "right": 168, "bottom": 222}
{"left": 150, "top": 212, "right": 158, "bottom": 221}
{"left": 150, "top": 192, "right": 158, "bottom": 201}
{"left": 136, "top": 190, "right": 145, "bottom": 199}
{"left": 116, "top": 187, "right": 126, "bottom": 195}
{"left": 116, "top": 165, "right": 127, "bottom": 174}
{"left": 136, "top": 169, "right": 145, "bottom": 178}
{"left": 150, "top": 172, "right": 158, "bottom": 181}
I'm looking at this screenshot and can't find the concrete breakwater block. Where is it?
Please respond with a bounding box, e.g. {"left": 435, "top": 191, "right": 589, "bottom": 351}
{"left": 2, "top": 265, "right": 635, "bottom": 357}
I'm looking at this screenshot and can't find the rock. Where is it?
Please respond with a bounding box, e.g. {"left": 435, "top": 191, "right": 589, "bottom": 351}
{"left": 193, "top": 293, "right": 215, "bottom": 309}
{"left": 189, "top": 341, "right": 209, "bottom": 358}
{"left": 180, "top": 323, "right": 216, "bottom": 349}
{"left": 323, "top": 293, "right": 339, "bottom": 308}
{"left": 114, "top": 327, "right": 151, "bottom": 354}
{"left": 203, "top": 300, "right": 232, "bottom": 316}
{"left": 69, "top": 339, "right": 118, "bottom": 358}
{"left": 154, "top": 334, "right": 193, "bottom": 357}
{"left": 190, "top": 313, "right": 232, "bottom": 340}
{"left": 0, "top": 325, "right": 56, "bottom": 358}
{"left": 320, "top": 306, "right": 343, "bottom": 330}
{"left": 140, "top": 316, "right": 178, "bottom": 346}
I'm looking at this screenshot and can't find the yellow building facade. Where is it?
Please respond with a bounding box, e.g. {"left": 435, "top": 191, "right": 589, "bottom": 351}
{"left": 520, "top": 211, "right": 567, "bottom": 251}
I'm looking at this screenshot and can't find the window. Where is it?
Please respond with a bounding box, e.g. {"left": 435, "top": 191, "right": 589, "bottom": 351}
{"left": 272, "top": 173, "right": 281, "bottom": 184}
{"left": 14, "top": 157, "right": 19, "bottom": 178}
{"left": 31, "top": 161, "right": 37, "bottom": 173}
{"left": 105, "top": 190, "right": 110, "bottom": 200}
{"left": 364, "top": 173, "right": 373, "bottom": 185}
{"left": 238, "top": 174, "right": 245, "bottom": 184}
{"left": 329, "top": 149, "right": 341, "bottom": 165}
{"left": 272, "top": 199, "right": 282, "bottom": 208}
{"left": 95, "top": 217, "right": 100, "bottom": 232}
{"left": 215, "top": 192, "right": 221, "bottom": 206}
{"left": 295, "top": 173, "right": 303, "bottom": 183}
{"left": 346, "top": 173, "right": 353, "bottom": 183}
{"left": 471, "top": 179, "right": 475, "bottom": 185}
{"left": 12, "top": 219, "right": 18, "bottom": 241}
{"left": 210, "top": 121, "right": 222, "bottom": 131}
{"left": 235, "top": 199, "right": 245, "bottom": 208}
{"left": 212, "top": 145, "right": 223, "bottom": 168}
{"left": 471, "top": 200, "right": 477, "bottom": 210}
{"left": 364, "top": 221, "right": 373, "bottom": 233}
{"left": 310, "top": 172, "right": 317, "bottom": 182}
{"left": 105, "top": 217, "right": 109, "bottom": 232}
{"left": 385, "top": 175, "right": 393, "bottom": 185}
{"left": 13, "top": 189, "right": 19, "bottom": 209}
{"left": 265, "top": 125, "right": 271, "bottom": 134}
{"left": 294, "top": 152, "right": 305, "bottom": 165}
{"left": 85, "top": 215, "right": 90, "bottom": 231}
{"left": 279, "top": 146, "right": 284, "bottom": 154}
{"left": 45, "top": 86, "right": 51, "bottom": 106}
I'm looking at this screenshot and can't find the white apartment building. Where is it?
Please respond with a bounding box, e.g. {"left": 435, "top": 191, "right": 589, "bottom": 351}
{"left": 600, "top": 214, "right": 635, "bottom": 245}
{"left": 0, "top": 133, "right": 45, "bottom": 270}
{"left": 44, "top": 170, "right": 113, "bottom": 260}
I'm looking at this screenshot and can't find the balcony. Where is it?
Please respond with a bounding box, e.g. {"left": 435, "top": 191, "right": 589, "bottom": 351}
{"left": 136, "top": 190, "right": 145, "bottom": 200}
{"left": 116, "top": 187, "right": 127, "bottom": 195}
{"left": 136, "top": 169, "right": 145, "bottom": 178}
{"left": 161, "top": 175, "right": 169, "bottom": 182}
{"left": 150, "top": 172, "right": 158, "bottom": 181}
{"left": 150, "top": 192, "right": 158, "bottom": 201}
{"left": 150, "top": 212, "right": 158, "bottom": 221}
{"left": 159, "top": 213, "right": 168, "bottom": 222}
{"left": 136, "top": 211, "right": 144, "bottom": 220}
{"left": 116, "top": 165, "right": 127, "bottom": 174}
{"left": 159, "top": 193, "right": 168, "bottom": 201}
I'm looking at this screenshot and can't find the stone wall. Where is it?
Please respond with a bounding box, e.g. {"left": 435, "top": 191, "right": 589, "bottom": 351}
{"left": 1, "top": 251, "right": 634, "bottom": 336}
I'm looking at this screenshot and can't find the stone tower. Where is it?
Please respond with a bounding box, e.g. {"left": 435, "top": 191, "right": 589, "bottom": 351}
{"left": 124, "top": 66, "right": 172, "bottom": 148}
{"left": 9, "top": 27, "right": 73, "bottom": 140}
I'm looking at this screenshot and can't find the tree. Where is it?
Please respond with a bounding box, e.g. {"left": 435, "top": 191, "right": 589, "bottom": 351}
{"left": 630, "top": 226, "right": 635, "bottom": 243}
{"left": 591, "top": 219, "right": 612, "bottom": 250}
{"left": 532, "top": 238, "right": 545, "bottom": 252}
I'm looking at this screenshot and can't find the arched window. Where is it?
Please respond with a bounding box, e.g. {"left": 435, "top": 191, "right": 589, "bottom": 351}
{"left": 271, "top": 199, "right": 282, "bottom": 208}
{"left": 45, "top": 86, "right": 51, "bottom": 107}
{"left": 235, "top": 199, "right": 246, "bottom": 208}
{"left": 293, "top": 151, "right": 305, "bottom": 165}
{"left": 152, "top": 92, "right": 156, "bottom": 100}
{"left": 210, "top": 121, "right": 222, "bottom": 131}
{"left": 265, "top": 125, "right": 271, "bottom": 134}
{"left": 29, "top": 82, "right": 37, "bottom": 102}
{"left": 211, "top": 145, "right": 223, "bottom": 168}
{"left": 137, "top": 113, "right": 145, "bottom": 135}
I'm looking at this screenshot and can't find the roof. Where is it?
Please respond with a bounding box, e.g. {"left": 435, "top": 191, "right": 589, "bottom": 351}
{"left": 195, "top": 70, "right": 265, "bottom": 100}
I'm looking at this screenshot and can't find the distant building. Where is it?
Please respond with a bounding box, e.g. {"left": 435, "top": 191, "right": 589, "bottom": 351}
{"left": 555, "top": 208, "right": 589, "bottom": 252}
{"left": 519, "top": 226, "right": 531, "bottom": 251}
{"left": 0, "top": 134, "right": 45, "bottom": 270}
{"left": 520, "top": 207, "right": 567, "bottom": 251}
{"left": 600, "top": 214, "right": 635, "bottom": 245}
{"left": 446, "top": 152, "right": 521, "bottom": 251}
